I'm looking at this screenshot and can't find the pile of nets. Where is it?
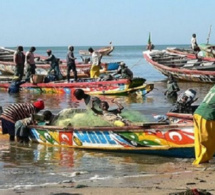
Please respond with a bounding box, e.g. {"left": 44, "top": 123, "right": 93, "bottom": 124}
{"left": 52, "top": 108, "right": 148, "bottom": 127}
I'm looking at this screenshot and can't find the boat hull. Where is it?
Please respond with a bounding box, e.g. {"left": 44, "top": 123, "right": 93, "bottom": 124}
{"left": 0, "top": 60, "right": 119, "bottom": 78}
{"left": 0, "top": 79, "right": 154, "bottom": 95}
{"left": 29, "top": 123, "right": 195, "bottom": 158}
{"left": 143, "top": 50, "right": 215, "bottom": 83}
{"left": 166, "top": 47, "right": 215, "bottom": 62}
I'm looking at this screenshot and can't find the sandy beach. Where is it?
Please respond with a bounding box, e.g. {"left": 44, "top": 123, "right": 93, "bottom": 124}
{"left": 0, "top": 161, "right": 215, "bottom": 195}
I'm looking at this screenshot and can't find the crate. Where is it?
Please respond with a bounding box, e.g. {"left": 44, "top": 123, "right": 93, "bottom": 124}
{"left": 30, "top": 74, "right": 45, "bottom": 84}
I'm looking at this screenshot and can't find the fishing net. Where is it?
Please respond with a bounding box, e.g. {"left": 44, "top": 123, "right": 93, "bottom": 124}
{"left": 52, "top": 108, "right": 148, "bottom": 127}
{"left": 53, "top": 108, "right": 113, "bottom": 127}
{"left": 121, "top": 110, "right": 148, "bottom": 123}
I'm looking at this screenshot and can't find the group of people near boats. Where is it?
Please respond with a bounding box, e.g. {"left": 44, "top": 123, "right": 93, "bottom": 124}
{"left": 4, "top": 35, "right": 215, "bottom": 166}
{"left": 0, "top": 87, "right": 131, "bottom": 144}
{"left": 2, "top": 72, "right": 215, "bottom": 165}
{"left": 13, "top": 45, "right": 75, "bottom": 82}
{"left": 9, "top": 45, "right": 133, "bottom": 94}
{"left": 163, "top": 71, "right": 215, "bottom": 165}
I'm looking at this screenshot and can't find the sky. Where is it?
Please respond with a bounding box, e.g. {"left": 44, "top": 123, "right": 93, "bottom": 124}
{"left": 0, "top": 0, "right": 215, "bottom": 47}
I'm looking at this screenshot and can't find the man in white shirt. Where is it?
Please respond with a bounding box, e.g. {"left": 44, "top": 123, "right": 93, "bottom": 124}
{"left": 191, "top": 34, "right": 200, "bottom": 51}
{"left": 88, "top": 47, "right": 102, "bottom": 78}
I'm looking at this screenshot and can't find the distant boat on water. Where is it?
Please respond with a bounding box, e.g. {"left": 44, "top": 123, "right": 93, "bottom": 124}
{"left": 79, "top": 42, "right": 114, "bottom": 56}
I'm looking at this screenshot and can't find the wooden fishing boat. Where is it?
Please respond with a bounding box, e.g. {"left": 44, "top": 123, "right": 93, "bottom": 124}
{"left": 143, "top": 50, "right": 215, "bottom": 83}
{"left": 167, "top": 112, "right": 194, "bottom": 124}
{"left": 27, "top": 122, "right": 195, "bottom": 158}
{"left": 79, "top": 45, "right": 114, "bottom": 56}
{"left": 0, "top": 77, "right": 154, "bottom": 95}
{"left": 166, "top": 44, "right": 215, "bottom": 62}
{"left": 0, "top": 60, "right": 120, "bottom": 78}
{"left": 0, "top": 47, "right": 119, "bottom": 77}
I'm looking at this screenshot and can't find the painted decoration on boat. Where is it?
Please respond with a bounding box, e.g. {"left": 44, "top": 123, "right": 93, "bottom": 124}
{"left": 30, "top": 126, "right": 194, "bottom": 148}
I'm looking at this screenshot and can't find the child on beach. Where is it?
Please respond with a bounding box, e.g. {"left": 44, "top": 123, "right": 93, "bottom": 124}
{"left": 92, "top": 99, "right": 130, "bottom": 126}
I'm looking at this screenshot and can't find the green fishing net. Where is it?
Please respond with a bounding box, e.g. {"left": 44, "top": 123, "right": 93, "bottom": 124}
{"left": 53, "top": 108, "right": 148, "bottom": 127}
{"left": 121, "top": 110, "right": 148, "bottom": 122}
{"left": 53, "top": 108, "right": 113, "bottom": 127}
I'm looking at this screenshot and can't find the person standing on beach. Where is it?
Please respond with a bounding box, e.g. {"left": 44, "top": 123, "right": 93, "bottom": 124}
{"left": 88, "top": 47, "right": 102, "bottom": 78}
{"left": 66, "top": 46, "right": 77, "bottom": 82}
{"left": 25, "top": 46, "right": 36, "bottom": 82}
{"left": 44, "top": 50, "right": 62, "bottom": 80}
{"left": 13, "top": 46, "right": 25, "bottom": 81}
{"left": 193, "top": 85, "right": 215, "bottom": 165}
{"left": 0, "top": 100, "right": 45, "bottom": 141}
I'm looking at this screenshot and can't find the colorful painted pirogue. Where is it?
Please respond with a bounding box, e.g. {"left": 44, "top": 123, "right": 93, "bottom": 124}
{"left": 0, "top": 78, "right": 154, "bottom": 95}
{"left": 28, "top": 122, "right": 195, "bottom": 158}
{"left": 143, "top": 50, "right": 215, "bottom": 83}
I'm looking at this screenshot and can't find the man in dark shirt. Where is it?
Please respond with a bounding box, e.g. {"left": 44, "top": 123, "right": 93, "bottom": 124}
{"left": 66, "top": 46, "right": 77, "bottom": 82}
{"left": 113, "top": 62, "right": 133, "bottom": 80}
{"left": 44, "top": 50, "right": 62, "bottom": 80}
{"left": 13, "top": 46, "right": 25, "bottom": 80}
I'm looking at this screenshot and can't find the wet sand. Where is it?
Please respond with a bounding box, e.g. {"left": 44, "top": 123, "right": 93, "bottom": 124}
{"left": 0, "top": 150, "right": 215, "bottom": 195}
{"left": 1, "top": 166, "right": 215, "bottom": 195}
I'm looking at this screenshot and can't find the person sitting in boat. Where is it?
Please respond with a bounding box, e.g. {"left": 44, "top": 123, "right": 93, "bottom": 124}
{"left": 169, "top": 88, "right": 198, "bottom": 114}
{"left": 92, "top": 99, "right": 130, "bottom": 127}
{"left": 164, "top": 74, "right": 180, "bottom": 104}
{"left": 88, "top": 47, "right": 102, "bottom": 78}
{"left": 15, "top": 110, "right": 54, "bottom": 143}
{"left": 113, "top": 62, "right": 133, "bottom": 80}
{"left": 43, "top": 50, "right": 63, "bottom": 81}
{"left": 8, "top": 76, "right": 26, "bottom": 94}
{"left": 73, "top": 89, "right": 101, "bottom": 110}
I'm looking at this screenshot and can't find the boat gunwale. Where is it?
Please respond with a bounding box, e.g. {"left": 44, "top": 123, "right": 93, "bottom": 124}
{"left": 29, "top": 122, "right": 193, "bottom": 132}
{"left": 143, "top": 51, "right": 215, "bottom": 76}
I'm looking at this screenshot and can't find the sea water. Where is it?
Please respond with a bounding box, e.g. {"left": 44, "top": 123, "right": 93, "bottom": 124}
{"left": 0, "top": 45, "right": 213, "bottom": 189}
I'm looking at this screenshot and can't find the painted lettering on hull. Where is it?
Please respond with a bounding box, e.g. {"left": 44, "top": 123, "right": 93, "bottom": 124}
{"left": 74, "top": 131, "right": 131, "bottom": 146}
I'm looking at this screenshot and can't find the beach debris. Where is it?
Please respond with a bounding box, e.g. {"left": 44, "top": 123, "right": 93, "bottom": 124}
{"left": 169, "top": 188, "right": 212, "bottom": 195}
{"left": 75, "top": 184, "right": 88, "bottom": 188}
{"left": 50, "top": 193, "right": 76, "bottom": 195}
{"left": 186, "top": 182, "right": 196, "bottom": 185}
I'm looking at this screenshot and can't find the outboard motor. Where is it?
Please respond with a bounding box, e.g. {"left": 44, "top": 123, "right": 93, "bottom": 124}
{"left": 170, "top": 89, "right": 198, "bottom": 113}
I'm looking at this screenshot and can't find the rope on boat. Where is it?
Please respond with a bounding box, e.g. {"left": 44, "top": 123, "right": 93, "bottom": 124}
{"left": 130, "top": 58, "right": 145, "bottom": 69}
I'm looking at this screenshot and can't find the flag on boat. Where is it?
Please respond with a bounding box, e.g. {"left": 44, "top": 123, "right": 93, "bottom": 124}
{"left": 148, "top": 33, "right": 151, "bottom": 44}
